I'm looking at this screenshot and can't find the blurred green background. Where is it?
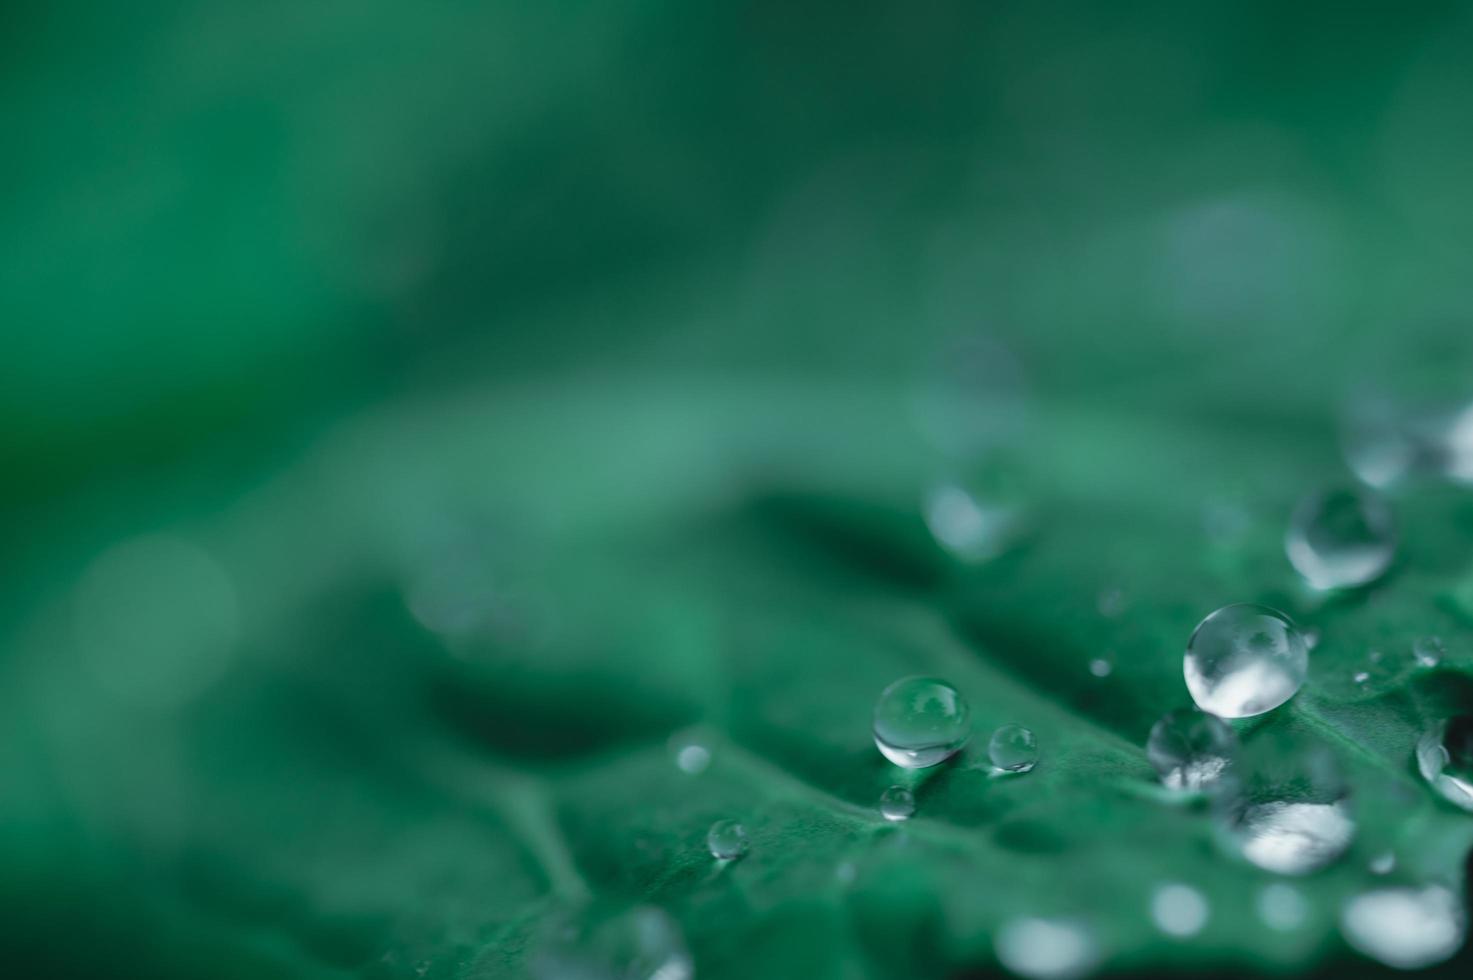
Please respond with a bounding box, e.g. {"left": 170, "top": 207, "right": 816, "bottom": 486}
{"left": 8, "top": 1, "right": 1473, "bottom": 977}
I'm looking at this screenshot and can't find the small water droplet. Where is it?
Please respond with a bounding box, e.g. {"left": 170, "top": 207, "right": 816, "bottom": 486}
{"left": 1285, "top": 485, "right": 1396, "bottom": 591}
{"left": 879, "top": 785, "right": 916, "bottom": 822}
{"left": 1184, "top": 604, "right": 1308, "bottom": 718}
{"left": 994, "top": 917, "right": 1098, "bottom": 980}
{"left": 1352, "top": 670, "right": 1370, "bottom": 685}
{"left": 1151, "top": 883, "right": 1209, "bottom": 938}
{"left": 1303, "top": 627, "right": 1321, "bottom": 650}
{"left": 532, "top": 903, "right": 692, "bottom": 980}
{"left": 706, "top": 820, "right": 749, "bottom": 861}
{"left": 1416, "top": 717, "right": 1473, "bottom": 812}
{"left": 1088, "top": 653, "right": 1115, "bottom": 678}
{"left": 989, "top": 724, "right": 1039, "bottom": 773}
{"left": 1370, "top": 851, "right": 1396, "bottom": 875}
{"left": 1096, "top": 587, "right": 1127, "bottom": 619}
{"left": 1147, "top": 708, "right": 1237, "bottom": 791}
{"left": 1341, "top": 886, "right": 1466, "bottom": 970}
{"left": 667, "top": 729, "right": 712, "bottom": 774}
{"left": 922, "top": 480, "right": 1027, "bottom": 564}
{"left": 873, "top": 676, "right": 971, "bottom": 769}
{"left": 1414, "top": 635, "right": 1445, "bottom": 668}
{"left": 1257, "top": 882, "right": 1308, "bottom": 931}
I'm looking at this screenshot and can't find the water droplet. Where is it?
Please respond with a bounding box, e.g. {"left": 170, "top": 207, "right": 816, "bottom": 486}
{"left": 994, "top": 917, "right": 1099, "bottom": 980}
{"left": 1415, "top": 635, "right": 1445, "bottom": 668}
{"left": 1285, "top": 485, "right": 1396, "bottom": 591}
{"left": 1184, "top": 604, "right": 1308, "bottom": 718}
{"left": 922, "top": 480, "right": 1027, "bottom": 564}
{"left": 1151, "top": 883, "right": 1209, "bottom": 938}
{"left": 1303, "top": 627, "right": 1321, "bottom": 650}
{"left": 1217, "top": 735, "right": 1354, "bottom": 875}
{"left": 1416, "top": 717, "right": 1473, "bottom": 812}
{"left": 1088, "top": 652, "right": 1115, "bottom": 678}
{"left": 1341, "top": 393, "right": 1473, "bottom": 489}
{"left": 1341, "top": 886, "right": 1466, "bottom": 970}
{"left": 1370, "top": 851, "right": 1396, "bottom": 875}
{"left": 1096, "top": 587, "right": 1127, "bottom": 619}
{"left": 1236, "top": 801, "right": 1356, "bottom": 875}
{"left": 532, "top": 903, "right": 692, "bottom": 980}
{"left": 1147, "top": 708, "right": 1237, "bottom": 791}
{"left": 873, "top": 676, "right": 971, "bottom": 769}
{"left": 989, "top": 724, "right": 1039, "bottom": 773}
{"left": 879, "top": 785, "right": 916, "bottom": 822}
{"left": 1257, "top": 883, "right": 1308, "bottom": 931}
{"left": 1352, "top": 670, "right": 1370, "bottom": 685}
{"left": 666, "top": 730, "right": 711, "bottom": 776}
{"left": 706, "top": 819, "right": 749, "bottom": 861}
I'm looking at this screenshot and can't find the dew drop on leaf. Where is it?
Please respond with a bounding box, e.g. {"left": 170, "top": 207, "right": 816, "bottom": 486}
{"left": 1184, "top": 604, "right": 1307, "bottom": 718}
{"left": 1341, "top": 886, "right": 1466, "bottom": 970}
{"left": 1285, "top": 485, "right": 1396, "bottom": 591}
{"left": 706, "top": 819, "right": 749, "bottom": 861}
{"left": 873, "top": 676, "right": 971, "bottom": 769}
{"left": 1146, "top": 708, "right": 1236, "bottom": 791}
{"left": 989, "top": 724, "right": 1039, "bottom": 773}
{"left": 878, "top": 785, "right": 916, "bottom": 822}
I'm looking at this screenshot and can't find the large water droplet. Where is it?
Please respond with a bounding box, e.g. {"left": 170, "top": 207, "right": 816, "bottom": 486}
{"left": 1257, "top": 882, "right": 1308, "bottom": 931}
{"left": 989, "top": 724, "right": 1039, "bottom": 773}
{"left": 879, "top": 785, "right": 916, "bottom": 822}
{"left": 1341, "top": 393, "right": 1473, "bottom": 489}
{"left": 532, "top": 903, "right": 693, "bottom": 980}
{"left": 1147, "top": 708, "right": 1237, "bottom": 791}
{"left": 873, "top": 676, "right": 971, "bottom": 768}
{"left": 1184, "top": 604, "right": 1308, "bottom": 718}
{"left": 1285, "top": 486, "right": 1396, "bottom": 591}
{"left": 1416, "top": 717, "right": 1473, "bottom": 812}
{"left": 1341, "top": 886, "right": 1466, "bottom": 970}
{"left": 706, "top": 819, "right": 749, "bottom": 861}
{"left": 1217, "top": 735, "right": 1354, "bottom": 875}
{"left": 1151, "top": 883, "right": 1209, "bottom": 938}
{"left": 994, "top": 917, "right": 1099, "bottom": 980}
{"left": 1235, "top": 801, "right": 1356, "bottom": 875}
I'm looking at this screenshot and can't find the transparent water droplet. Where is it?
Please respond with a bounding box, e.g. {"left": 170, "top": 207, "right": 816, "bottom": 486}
{"left": 879, "top": 785, "right": 916, "bottom": 822}
{"left": 1416, "top": 717, "right": 1473, "bottom": 812}
{"left": 1352, "top": 670, "right": 1370, "bottom": 685}
{"left": 994, "top": 917, "right": 1099, "bottom": 980}
{"left": 1341, "top": 392, "right": 1473, "bottom": 489}
{"left": 1285, "top": 485, "right": 1396, "bottom": 591}
{"left": 873, "top": 676, "right": 971, "bottom": 769}
{"left": 1151, "top": 883, "right": 1209, "bottom": 938}
{"left": 1147, "top": 708, "right": 1237, "bottom": 791}
{"left": 1341, "top": 886, "right": 1466, "bottom": 970}
{"left": 1217, "top": 735, "right": 1355, "bottom": 875}
{"left": 1414, "top": 635, "right": 1445, "bottom": 668}
{"left": 989, "top": 724, "right": 1039, "bottom": 773}
{"left": 1184, "top": 604, "right": 1308, "bottom": 718}
{"left": 1088, "top": 652, "right": 1115, "bottom": 678}
{"left": 1257, "top": 882, "right": 1308, "bottom": 931}
{"left": 667, "top": 731, "right": 711, "bottom": 776}
{"left": 922, "top": 479, "right": 1027, "bottom": 564}
{"left": 706, "top": 819, "right": 749, "bottom": 861}
{"left": 1236, "top": 801, "right": 1356, "bottom": 875}
{"left": 532, "top": 903, "right": 692, "bottom": 980}
{"left": 1096, "top": 587, "right": 1127, "bottom": 619}
{"left": 1370, "top": 851, "right": 1396, "bottom": 875}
